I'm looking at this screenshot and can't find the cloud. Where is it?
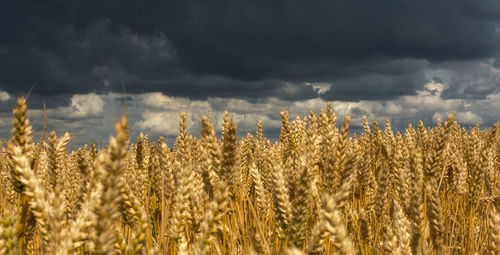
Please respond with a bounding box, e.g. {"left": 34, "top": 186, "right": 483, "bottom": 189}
{"left": 140, "top": 93, "right": 194, "bottom": 109}
{"left": 1, "top": 1, "right": 499, "bottom": 103}
{"left": 2, "top": 1, "right": 500, "bottom": 146}
{"left": 305, "top": 82, "right": 331, "bottom": 95}
{"left": 67, "top": 93, "right": 105, "bottom": 118}
{"left": 135, "top": 93, "right": 214, "bottom": 136}
{"left": 0, "top": 91, "right": 10, "bottom": 101}
{"left": 0, "top": 19, "right": 178, "bottom": 96}
{"left": 135, "top": 93, "right": 288, "bottom": 137}
{"left": 74, "top": 88, "right": 500, "bottom": 134}
{"left": 434, "top": 111, "right": 482, "bottom": 124}
{"left": 439, "top": 59, "right": 500, "bottom": 100}
{"left": 1, "top": 87, "right": 499, "bottom": 149}
{"left": 134, "top": 111, "right": 182, "bottom": 136}
{"left": 30, "top": 93, "right": 105, "bottom": 120}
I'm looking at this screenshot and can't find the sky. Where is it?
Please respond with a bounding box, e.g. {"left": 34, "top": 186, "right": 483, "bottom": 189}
{"left": 1, "top": 0, "right": 500, "bottom": 147}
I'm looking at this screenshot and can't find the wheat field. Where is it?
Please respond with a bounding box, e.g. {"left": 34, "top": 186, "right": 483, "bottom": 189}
{"left": 1, "top": 96, "right": 499, "bottom": 254}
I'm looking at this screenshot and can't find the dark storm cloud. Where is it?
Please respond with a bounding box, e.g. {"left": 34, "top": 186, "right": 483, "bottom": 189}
{"left": 322, "top": 72, "right": 428, "bottom": 101}
{"left": 1, "top": 0, "right": 500, "bottom": 101}
{"left": 127, "top": 77, "right": 319, "bottom": 101}
{"left": 0, "top": 94, "right": 72, "bottom": 116}
{"left": 439, "top": 60, "right": 500, "bottom": 100}
{"left": 321, "top": 58, "right": 429, "bottom": 101}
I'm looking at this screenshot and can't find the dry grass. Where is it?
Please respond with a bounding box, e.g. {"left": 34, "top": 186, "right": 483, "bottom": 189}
{"left": 0, "top": 97, "right": 499, "bottom": 254}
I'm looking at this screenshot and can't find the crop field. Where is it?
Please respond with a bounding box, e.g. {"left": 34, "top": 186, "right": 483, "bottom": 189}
{"left": 1, "top": 96, "right": 499, "bottom": 254}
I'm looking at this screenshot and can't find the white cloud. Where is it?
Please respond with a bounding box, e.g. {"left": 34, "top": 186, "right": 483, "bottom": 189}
{"left": 68, "top": 93, "right": 105, "bottom": 118}
{"left": 136, "top": 93, "right": 288, "bottom": 136}
{"left": 130, "top": 83, "right": 497, "bottom": 140}
{"left": 305, "top": 82, "right": 332, "bottom": 95}
{"left": 0, "top": 91, "right": 10, "bottom": 101}
{"left": 13, "top": 81, "right": 499, "bottom": 149}
{"left": 140, "top": 92, "right": 191, "bottom": 109}
{"left": 385, "top": 102, "right": 402, "bottom": 115}
{"left": 28, "top": 93, "right": 105, "bottom": 124}
{"left": 134, "top": 111, "right": 181, "bottom": 136}
{"left": 32, "top": 93, "right": 105, "bottom": 119}
{"left": 456, "top": 111, "right": 482, "bottom": 124}
{"left": 136, "top": 93, "right": 215, "bottom": 136}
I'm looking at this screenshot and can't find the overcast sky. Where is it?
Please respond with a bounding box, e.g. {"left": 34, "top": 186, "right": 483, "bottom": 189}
{"left": 1, "top": 1, "right": 500, "bottom": 147}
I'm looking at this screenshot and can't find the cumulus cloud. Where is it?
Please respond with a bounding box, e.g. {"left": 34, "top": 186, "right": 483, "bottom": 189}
{"left": 134, "top": 93, "right": 290, "bottom": 138}
{"left": 0, "top": 91, "right": 10, "bottom": 101}
{"left": 134, "top": 111, "right": 182, "bottom": 136}
{"left": 135, "top": 93, "right": 214, "bottom": 136}
{"left": 2, "top": 86, "right": 499, "bottom": 149}
{"left": 30, "top": 93, "right": 105, "bottom": 120}
{"left": 67, "top": 93, "right": 105, "bottom": 118}
{"left": 141, "top": 93, "right": 192, "bottom": 109}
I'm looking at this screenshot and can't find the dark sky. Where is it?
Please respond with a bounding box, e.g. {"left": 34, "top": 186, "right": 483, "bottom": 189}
{"left": 1, "top": 0, "right": 500, "bottom": 146}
